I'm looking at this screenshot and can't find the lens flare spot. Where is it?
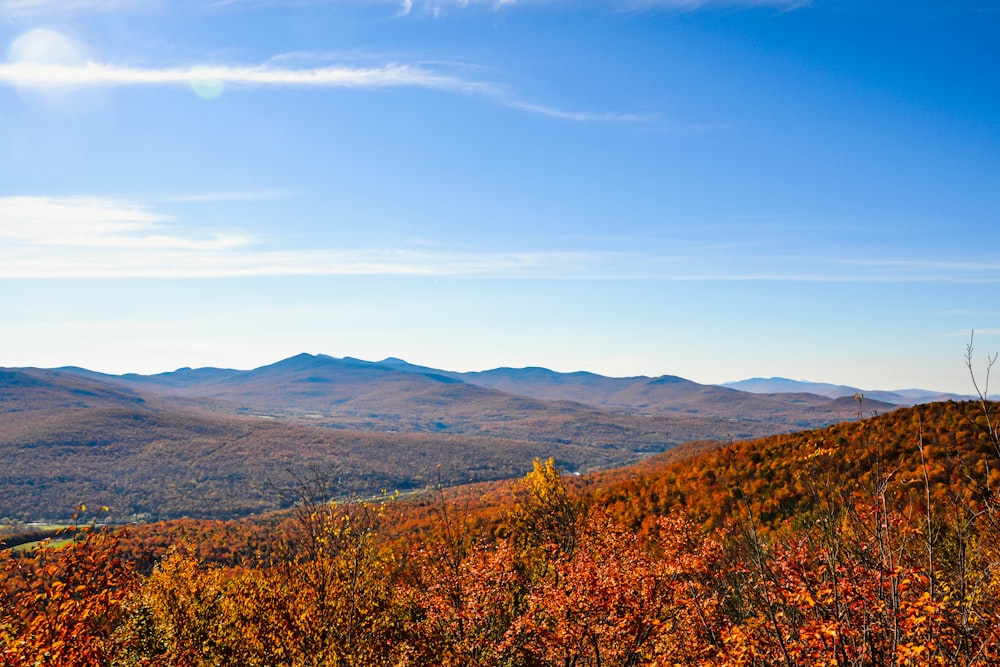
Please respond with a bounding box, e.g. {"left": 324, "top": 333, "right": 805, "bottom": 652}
{"left": 188, "top": 68, "right": 224, "bottom": 99}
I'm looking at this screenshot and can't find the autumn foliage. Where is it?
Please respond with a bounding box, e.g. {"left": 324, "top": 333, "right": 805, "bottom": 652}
{"left": 2, "top": 396, "right": 1000, "bottom": 666}
{"left": 0, "top": 521, "right": 136, "bottom": 666}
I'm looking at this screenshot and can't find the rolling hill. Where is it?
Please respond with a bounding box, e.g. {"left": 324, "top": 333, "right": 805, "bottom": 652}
{"left": 1, "top": 355, "right": 901, "bottom": 523}
{"left": 0, "top": 368, "right": 653, "bottom": 522}
{"left": 69, "top": 353, "right": 894, "bottom": 431}
{"left": 581, "top": 398, "right": 1000, "bottom": 534}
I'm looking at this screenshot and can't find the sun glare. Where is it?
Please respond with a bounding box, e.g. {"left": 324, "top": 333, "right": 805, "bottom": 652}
{"left": 9, "top": 28, "right": 86, "bottom": 67}
{"left": 6, "top": 27, "right": 106, "bottom": 110}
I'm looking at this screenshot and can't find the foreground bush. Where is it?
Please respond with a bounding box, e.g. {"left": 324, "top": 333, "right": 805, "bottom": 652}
{"left": 3, "top": 397, "right": 1000, "bottom": 666}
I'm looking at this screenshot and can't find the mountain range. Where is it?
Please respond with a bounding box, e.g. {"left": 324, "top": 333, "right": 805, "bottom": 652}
{"left": 0, "top": 353, "right": 927, "bottom": 522}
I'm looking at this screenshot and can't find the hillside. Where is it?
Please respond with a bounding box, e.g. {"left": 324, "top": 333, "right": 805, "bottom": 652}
{"left": 0, "top": 368, "right": 650, "bottom": 522}
{"left": 354, "top": 399, "right": 1000, "bottom": 550}
{"left": 95, "top": 400, "right": 1000, "bottom": 569}
{"left": 583, "top": 399, "right": 1000, "bottom": 533}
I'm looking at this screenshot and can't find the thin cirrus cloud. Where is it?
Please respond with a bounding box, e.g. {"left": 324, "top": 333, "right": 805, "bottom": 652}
{"left": 834, "top": 258, "right": 1000, "bottom": 283}
{"left": 0, "top": 196, "right": 621, "bottom": 279}
{"left": 398, "top": 0, "right": 807, "bottom": 14}
{"left": 0, "top": 60, "right": 480, "bottom": 92}
{"left": 0, "top": 196, "right": 250, "bottom": 250}
{"left": 3, "top": 196, "right": 997, "bottom": 283}
{"left": 0, "top": 0, "right": 808, "bottom": 19}
{"left": 0, "top": 55, "right": 646, "bottom": 122}
{"left": 164, "top": 191, "right": 293, "bottom": 204}
{"left": 1, "top": 245, "right": 619, "bottom": 279}
{"left": 622, "top": 0, "right": 808, "bottom": 9}
{"left": 1, "top": 27, "right": 491, "bottom": 99}
{"left": 0, "top": 0, "right": 155, "bottom": 17}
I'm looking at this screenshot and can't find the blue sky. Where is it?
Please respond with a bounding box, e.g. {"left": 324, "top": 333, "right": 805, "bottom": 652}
{"left": 1, "top": 0, "right": 998, "bottom": 393}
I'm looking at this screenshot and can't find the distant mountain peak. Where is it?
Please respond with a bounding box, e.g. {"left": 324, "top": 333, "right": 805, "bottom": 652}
{"left": 721, "top": 377, "right": 967, "bottom": 406}
{"left": 646, "top": 374, "right": 692, "bottom": 386}
{"left": 274, "top": 351, "right": 319, "bottom": 363}
{"left": 259, "top": 352, "right": 337, "bottom": 368}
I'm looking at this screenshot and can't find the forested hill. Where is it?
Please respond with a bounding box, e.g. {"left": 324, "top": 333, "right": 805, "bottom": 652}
{"left": 583, "top": 399, "right": 1000, "bottom": 534}
{"left": 106, "top": 399, "right": 1000, "bottom": 568}
{"left": 383, "top": 399, "right": 1000, "bottom": 546}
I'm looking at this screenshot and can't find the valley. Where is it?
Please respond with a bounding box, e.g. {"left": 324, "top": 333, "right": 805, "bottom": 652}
{"left": 1, "top": 354, "right": 895, "bottom": 523}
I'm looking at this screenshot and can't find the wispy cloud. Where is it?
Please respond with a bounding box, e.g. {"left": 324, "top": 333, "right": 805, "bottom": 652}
{"left": 0, "top": 0, "right": 153, "bottom": 18}
{"left": 4, "top": 196, "right": 1000, "bottom": 283}
{"left": 623, "top": 0, "right": 807, "bottom": 9}
{"left": 0, "top": 53, "right": 648, "bottom": 123}
{"left": 0, "top": 0, "right": 807, "bottom": 19}
{"left": 837, "top": 257, "right": 1000, "bottom": 278}
{"left": 164, "top": 191, "right": 294, "bottom": 204}
{"left": 0, "top": 196, "right": 249, "bottom": 250}
{"left": 0, "top": 60, "right": 480, "bottom": 91}
{"left": 399, "top": 0, "right": 808, "bottom": 15}
{"left": 1, "top": 245, "right": 616, "bottom": 279}
{"left": 504, "top": 99, "right": 657, "bottom": 123}
{"left": 392, "top": 0, "right": 809, "bottom": 14}
{"left": 0, "top": 196, "right": 615, "bottom": 278}
{"left": 947, "top": 329, "right": 1000, "bottom": 337}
